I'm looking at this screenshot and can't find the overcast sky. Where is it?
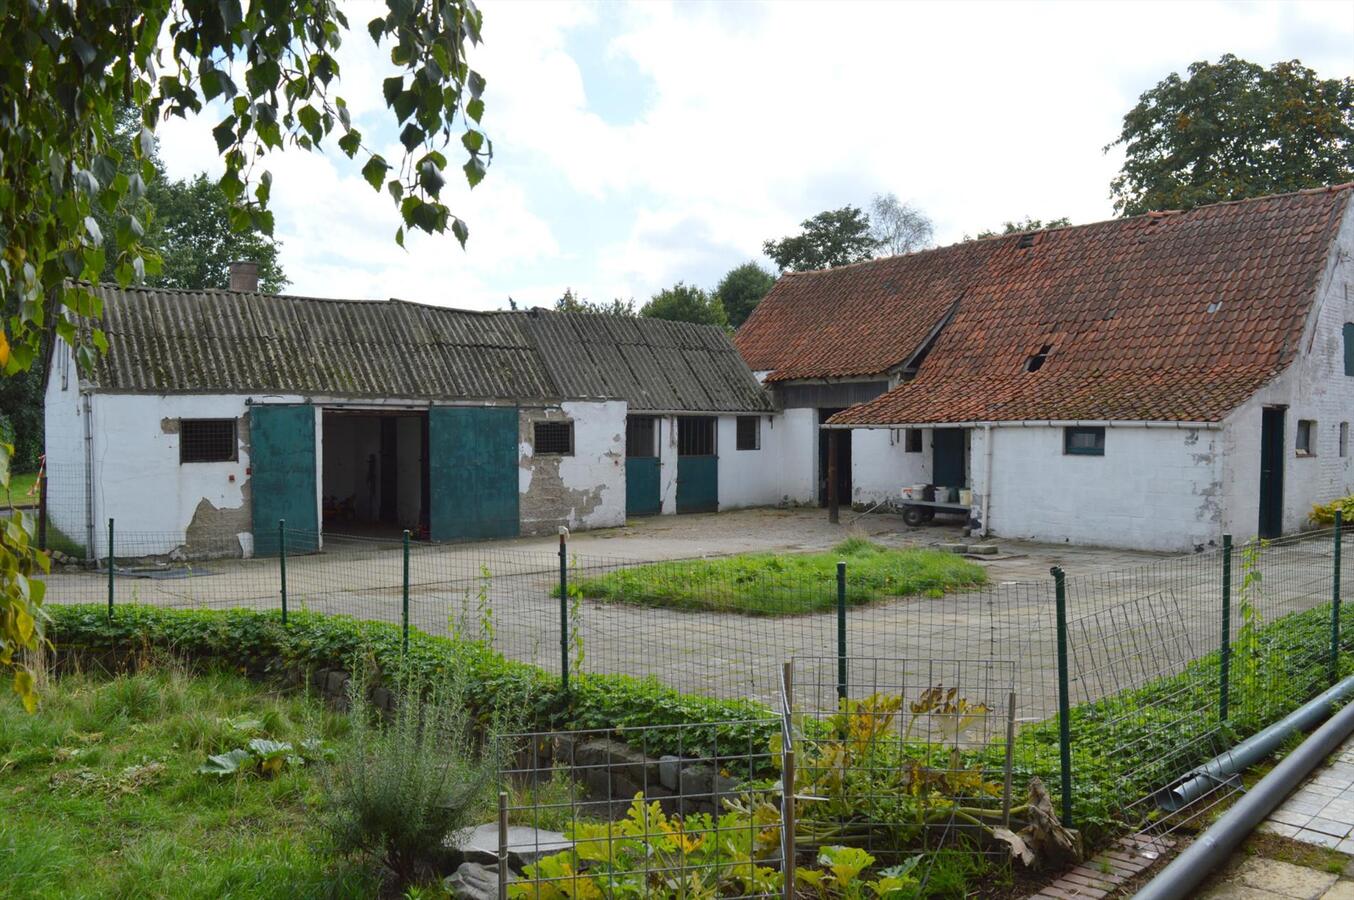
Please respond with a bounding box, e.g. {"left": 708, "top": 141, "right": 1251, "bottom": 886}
{"left": 155, "top": 0, "right": 1354, "bottom": 310}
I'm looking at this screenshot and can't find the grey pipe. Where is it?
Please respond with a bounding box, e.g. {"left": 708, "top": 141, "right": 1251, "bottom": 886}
{"left": 1135, "top": 693, "right": 1354, "bottom": 900}
{"left": 1158, "top": 674, "right": 1354, "bottom": 811}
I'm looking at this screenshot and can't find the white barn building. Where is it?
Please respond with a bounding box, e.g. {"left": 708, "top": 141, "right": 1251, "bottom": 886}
{"left": 44, "top": 287, "right": 776, "bottom": 559}
{"left": 734, "top": 185, "right": 1354, "bottom": 552}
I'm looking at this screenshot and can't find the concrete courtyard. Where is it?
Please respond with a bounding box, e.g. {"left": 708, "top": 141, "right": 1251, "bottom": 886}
{"left": 45, "top": 508, "right": 1344, "bottom": 720}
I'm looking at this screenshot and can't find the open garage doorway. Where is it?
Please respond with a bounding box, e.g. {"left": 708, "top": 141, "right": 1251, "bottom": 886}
{"left": 321, "top": 409, "right": 428, "bottom": 540}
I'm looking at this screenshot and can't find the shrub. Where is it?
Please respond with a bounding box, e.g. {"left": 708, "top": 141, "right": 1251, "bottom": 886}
{"left": 44, "top": 605, "right": 779, "bottom": 762}
{"left": 323, "top": 664, "right": 508, "bottom": 887}
{"left": 1311, "top": 495, "right": 1354, "bottom": 526}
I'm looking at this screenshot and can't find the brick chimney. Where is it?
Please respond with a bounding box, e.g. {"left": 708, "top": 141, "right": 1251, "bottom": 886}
{"left": 228, "top": 260, "right": 259, "bottom": 292}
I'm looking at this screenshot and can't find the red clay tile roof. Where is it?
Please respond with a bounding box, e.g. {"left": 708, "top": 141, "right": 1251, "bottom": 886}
{"left": 735, "top": 242, "right": 980, "bottom": 382}
{"left": 744, "top": 186, "right": 1352, "bottom": 425}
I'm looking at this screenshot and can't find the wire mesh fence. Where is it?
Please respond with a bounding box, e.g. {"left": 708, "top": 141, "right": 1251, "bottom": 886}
{"left": 500, "top": 658, "right": 1033, "bottom": 899}
{"left": 37, "top": 510, "right": 1354, "bottom": 847}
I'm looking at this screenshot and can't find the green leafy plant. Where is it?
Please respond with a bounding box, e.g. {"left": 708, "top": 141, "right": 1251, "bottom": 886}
{"left": 47, "top": 604, "right": 780, "bottom": 761}
{"left": 321, "top": 662, "right": 512, "bottom": 888}
{"left": 1311, "top": 496, "right": 1354, "bottom": 526}
{"left": 512, "top": 794, "right": 780, "bottom": 900}
{"left": 199, "top": 737, "right": 328, "bottom": 777}
{"left": 797, "top": 847, "right": 922, "bottom": 899}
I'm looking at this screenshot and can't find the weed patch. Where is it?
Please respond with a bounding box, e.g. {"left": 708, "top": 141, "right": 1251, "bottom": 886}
{"left": 563, "top": 539, "right": 987, "bottom": 615}
{"left": 0, "top": 666, "right": 377, "bottom": 899}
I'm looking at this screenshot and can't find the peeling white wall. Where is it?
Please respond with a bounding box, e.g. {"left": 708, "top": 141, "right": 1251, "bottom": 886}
{"left": 659, "top": 415, "right": 678, "bottom": 515}
{"left": 1222, "top": 202, "right": 1354, "bottom": 539}
{"left": 765, "top": 408, "right": 818, "bottom": 505}
{"left": 982, "top": 425, "right": 1223, "bottom": 551}
{"left": 716, "top": 414, "right": 785, "bottom": 509}
{"left": 851, "top": 428, "right": 931, "bottom": 508}
{"left": 518, "top": 401, "right": 626, "bottom": 533}
{"left": 43, "top": 342, "right": 90, "bottom": 555}
{"left": 83, "top": 393, "right": 311, "bottom": 558}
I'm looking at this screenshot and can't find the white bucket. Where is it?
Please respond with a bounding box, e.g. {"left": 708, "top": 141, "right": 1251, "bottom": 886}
{"left": 959, "top": 489, "right": 973, "bottom": 506}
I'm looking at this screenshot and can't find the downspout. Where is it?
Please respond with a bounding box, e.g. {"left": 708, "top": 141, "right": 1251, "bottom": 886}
{"left": 1136, "top": 686, "right": 1354, "bottom": 900}
{"left": 982, "top": 424, "right": 994, "bottom": 537}
{"left": 81, "top": 391, "right": 95, "bottom": 562}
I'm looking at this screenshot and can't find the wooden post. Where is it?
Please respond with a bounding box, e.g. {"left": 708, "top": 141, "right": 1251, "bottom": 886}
{"left": 827, "top": 428, "right": 839, "bottom": 524}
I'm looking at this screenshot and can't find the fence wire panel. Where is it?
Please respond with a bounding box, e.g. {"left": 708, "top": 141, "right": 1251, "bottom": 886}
{"left": 502, "top": 721, "right": 782, "bottom": 899}
{"left": 38, "top": 511, "right": 1354, "bottom": 839}
{"left": 788, "top": 657, "right": 1020, "bottom": 891}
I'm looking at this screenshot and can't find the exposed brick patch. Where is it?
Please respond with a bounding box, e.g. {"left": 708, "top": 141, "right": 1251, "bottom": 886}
{"left": 1027, "top": 833, "right": 1174, "bottom": 899}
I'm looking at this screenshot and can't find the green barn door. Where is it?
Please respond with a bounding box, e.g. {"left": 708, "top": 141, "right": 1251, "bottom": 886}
{"left": 428, "top": 406, "right": 520, "bottom": 541}
{"left": 251, "top": 404, "right": 318, "bottom": 555}
{"left": 676, "top": 416, "right": 718, "bottom": 513}
{"left": 625, "top": 415, "right": 661, "bottom": 517}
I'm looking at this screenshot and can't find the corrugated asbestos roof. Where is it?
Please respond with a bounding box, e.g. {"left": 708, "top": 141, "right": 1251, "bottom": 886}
{"left": 82, "top": 286, "right": 771, "bottom": 412}
{"left": 516, "top": 310, "right": 773, "bottom": 412}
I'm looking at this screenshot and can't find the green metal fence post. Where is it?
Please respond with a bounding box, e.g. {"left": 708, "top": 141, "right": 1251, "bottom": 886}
{"left": 1052, "top": 565, "right": 1073, "bottom": 828}
{"left": 106, "top": 517, "right": 114, "bottom": 618}
{"left": 559, "top": 528, "right": 569, "bottom": 694}
{"left": 1220, "top": 533, "right": 1233, "bottom": 723}
{"left": 278, "top": 519, "right": 288, "bottom": 626}
{"left": 402, "top": 530, "right": 411, "bottom": 654}
{"left": 1333, "top": 511, "right": 1343, "bottom": 687}
{"left": 836, "top": 561, "right": 847, "bottom": 702}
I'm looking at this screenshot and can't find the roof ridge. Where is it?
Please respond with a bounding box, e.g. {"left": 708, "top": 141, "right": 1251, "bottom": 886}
{"left": 779, "top": 183, "right": 1354, "bottom": 279}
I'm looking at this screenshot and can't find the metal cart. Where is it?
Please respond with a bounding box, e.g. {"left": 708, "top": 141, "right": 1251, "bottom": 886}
{"left": 899, "top": 499, "right": 971, "bottom": 527}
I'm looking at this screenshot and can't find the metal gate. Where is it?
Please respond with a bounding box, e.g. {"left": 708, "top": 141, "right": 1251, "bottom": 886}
{"left": 251, "top": 404, "right": 318, "bottom": 555}
{"left": 428, "top": 406, "right": 520, "bottom": 541}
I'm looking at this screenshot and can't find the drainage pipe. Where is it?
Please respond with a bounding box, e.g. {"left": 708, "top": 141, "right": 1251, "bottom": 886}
{"left": 1135, "top": 692, "right": 1354, "bottom": 900}
{"left": 1158, "top": 674, "right": 1354, "bottom": 812}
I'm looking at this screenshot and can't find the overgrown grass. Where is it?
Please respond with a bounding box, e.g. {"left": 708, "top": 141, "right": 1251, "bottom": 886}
{"left": 6, "top": 471, "right": 37, "bottom": 505}
{"left": 0, "top": 665, "right": 378, "bottom": 899}
{"left": 563, "top": 538, "right": 988, "bottom": 615}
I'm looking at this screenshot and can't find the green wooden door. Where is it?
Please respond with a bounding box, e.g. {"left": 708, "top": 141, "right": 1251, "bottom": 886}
{"left": 626, "top": 458, "right": 661, "bottom": 516}
{"left": 676, "top": 416, "right": 718, "bottom": 513}
{"left": 251, "top": 404, "right": 318, "bottom": 555}
{"left": 428, "top": 406, "right": 520, "bottom": 541}
{"left": 932, "top": 428, "right": 966, "bottom": 490}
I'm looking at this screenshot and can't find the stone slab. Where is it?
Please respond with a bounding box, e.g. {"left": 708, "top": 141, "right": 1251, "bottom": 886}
{"left": 454, "top": 823, "right": 572, "bottom": 868}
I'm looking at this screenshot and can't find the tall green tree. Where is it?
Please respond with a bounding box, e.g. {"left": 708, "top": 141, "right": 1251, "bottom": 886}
{"left": 91, "top": 108, "right": 287, "bottom": 291}
{"left": 969, "top": 216, "right": 1072, "bottom": 240}
{"left": 149, "top": 175, "right": 287, "bottom": 292}
{"left": 763, "top": 206, "right": 879, "bottom": 273}
{"left": 554, "top": 288, "right": 635, "bottom": 316}
{"left": 0, "top": 0, "right": 491, "bottom": 708}
{"left": 714, "top": 262, "right": 775, "bottom": 328}
{"left": 640, "top": 283, "right": 728, "bottom": 328}
{"left": 1109, "top": 55, "right": 1354, "bottom": 215}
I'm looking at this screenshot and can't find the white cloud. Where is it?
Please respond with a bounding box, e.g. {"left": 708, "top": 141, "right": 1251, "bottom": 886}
{"left": 147, "top": 0, "right": 1354, "bottom": 308}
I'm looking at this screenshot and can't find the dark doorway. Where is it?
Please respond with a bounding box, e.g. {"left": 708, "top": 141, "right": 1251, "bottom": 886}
{"left": 321, "top": 409, "right": 428, "bottom": 539}
{"left": 817, "top": 409, "right": 853, "bottom": 507}
{"left": 932, "top": 428, "right": 967, "bottom": 492}
{"left": 1259, "top": 407, "right": 1286, "bottom": 539}
{"left": 379, "top": 418, "right": 398, "bottom": 524}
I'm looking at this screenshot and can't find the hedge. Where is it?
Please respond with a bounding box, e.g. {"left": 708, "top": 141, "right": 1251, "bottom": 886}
{"left": 45, "top": 604, "right": 779, "bottom": 758}
{"left": 46, "top": 598, "right": 1354, "bottom": 844}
